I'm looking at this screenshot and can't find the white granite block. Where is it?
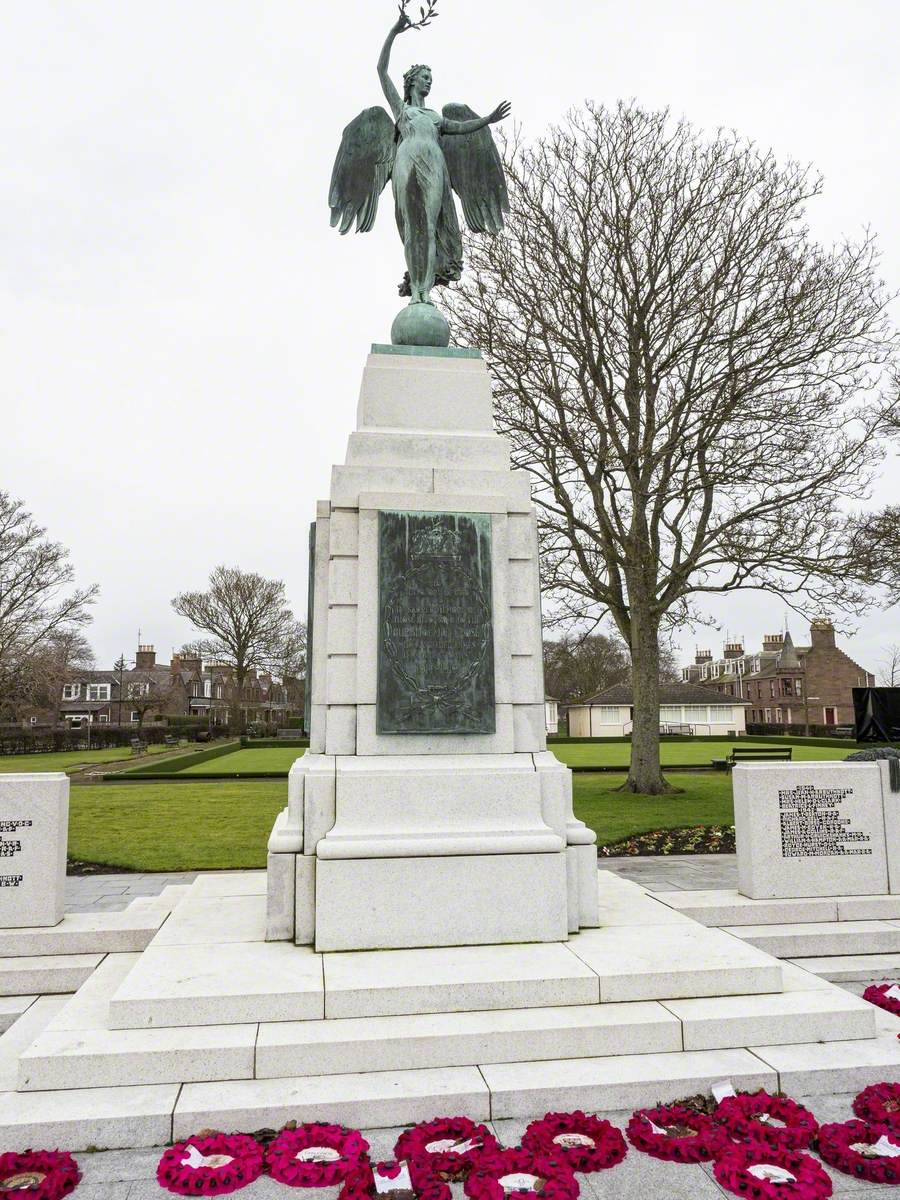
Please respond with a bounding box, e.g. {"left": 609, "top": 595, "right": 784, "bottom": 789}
{"left": 267, "top": 807, "right": 302, "bottom": 855}
{"left": 883, "top": 761, "right": 900, "bottom": 894}
{"left": 652, "top": 890, "right": 839, "bottom": 927}
{"left": 327, "top": 557, "right": 359, "bottom": 606}
{"left": 482, "top": 1048, "right": 777, "bottom": 1118}
{"left": 355, "top": 701, "right": 515, "bottom": 756}
{"left": 331, "top": 465, "right": 434, "bottom": 508}
{"left": 506, "top": 559, "right": 536, "bottom": 607}
{"left": 151, "top": 895, "right": 267, "bottom": 947}
{"left": 303, "top": 760, "right": 336, "bottom": 854}
{"left": 663, "top": 988, "right": 876, "bottom": 1051}
{"left": 432, "top": 469, "right": 532, "bottom": 507}
{"left": 750, "top": 1035, "right": 900, "bottom": 1094}
{"left": 509, "top": 655, "right": 544, "bottom": 704}
{"left": 596, "top": 884, "right": 694, "bottom": 927}
{"left": 308, "top": 704, "right": 327, "bottom": 753}
{"left": 0, "top": 993, "right": 70, "bottom": 1091}
{"left": 328, "top": 509, "right": 359, "bottom": 556}
{"left": 513, "top": 704, "right": 547, "bottom": 752}
{"left": 325, "top": 706, "right": 357, "bottom": 755}
{"left": 175, "top": 1066, "right": 489, "bottom": 1140}
{"left": 346, "top": 430, "right": 509, "bottom": 470}
{"left": 0, "top": 773, "right": 68, "bottom": 928}
{"left": 0, "top": 908, "right": 165, "bottom": 958}
{"left": 309, "top": 513, "right": 331, "bottom": 709}
{"left": 109, "top": 942, "right": 324, "bottom": 1028}
{"left": 315, "top": 852, "right": 567, "bottom": 952}
{"left": 295, "top": 854, "right": 316, "bottom": 946}
{"left": 567, "top": 925, "right": 783, "bottom": 1001}
{"left": 356, "top": 352, "right": 494, "bottom": 433}
{"left": 323, "top": 941, "right": 599, "bottom": 1019}
{"left": 256, "top": 1001, "right": 680, "bottom": 1079}
{"left": 508, "top": 607, "right": 536, "bottom": 655}
{"left": 734, "top": 762, "right": 889, "bottom": 899}
{"left": 777, "top": 961, "right": 835, "bottom": 991}
{"left": 787, "top": 952, "right": 900, "bottom": 982}
{"left": 837, "top": 895, "right": 900, "bottom": 921}
{"left": 0, "top": 952, "right": 103, "bottom": 995}
{"left": 728, "top": 919, "right": 900, "bottom": 958}
{"left": 266, "top": 853, "right": 295, "bottom": 942}
{"left": 0, "top": 994, "right": 36, "bottom": 1034}
{"left": 326, "top": 605, "right": 358, "bottom": 655}
{"left": 190, "top": 872, "right": 267, "bottom": 898}
{"left": 45, "top": 953, "right": 140, "bottom": 1032}
{"left": 0, "top": 1084, "right": 180, "bottom": 1152}
{"left": 506, "top": 512, "right": 536, "bottom": 559}
{"left": 19, "top": 1022, "right": 257, "bottom": 1091}
{"left": 326, "top": 654, "right": 359, "bottom": 704}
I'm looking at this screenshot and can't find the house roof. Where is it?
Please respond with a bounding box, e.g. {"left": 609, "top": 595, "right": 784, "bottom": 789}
{"left": 576, "top": 682, "right": 752, "bottom": 707}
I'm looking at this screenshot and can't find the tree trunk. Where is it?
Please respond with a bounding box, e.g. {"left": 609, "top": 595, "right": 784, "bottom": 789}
{"left": 624, "top": 608, "right": 675, "bottom": 795}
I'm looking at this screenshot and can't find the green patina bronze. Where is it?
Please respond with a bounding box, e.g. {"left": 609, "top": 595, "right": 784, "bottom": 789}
{"left": 328, "top": 2, "right": 511, "bottom": 346}
{"left": 377, "top": 510, "right": 495, "bottom": 734}
{"left": 303, "top": 520, "right": 316, "bottom": 738}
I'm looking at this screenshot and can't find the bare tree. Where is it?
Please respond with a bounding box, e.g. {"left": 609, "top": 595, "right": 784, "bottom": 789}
{"left": 447, "top": 102, "right": 898, "bottom": 793}
{"left": 0, "top": 492, "right": 98, "bottom": 713}
{"left": 543, "top": 630, "right": 679, "bottom": 705}
{"left": 120, "top": 669, "right": 179, "bottom": 729}
{"left": 172, "top": 566, "right": 299, "bottom": 731}
{"left": 0, "top": 629, "right": 94, "bottom": 723}
{"left": 878, "top": 643, "right": 900, "bottom": 687}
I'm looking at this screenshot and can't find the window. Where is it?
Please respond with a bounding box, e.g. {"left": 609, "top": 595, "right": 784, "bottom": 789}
{"left": 710, "top": 705, "right": 733, "bottom": 722}
{"left": 683, "top": 705, "right": 708, "bottom": 721}
{"left": 203, "top": 680, "right": 211, "bottom": 698}
{"left": 98, "top": 714, "right": 109, "bottom": 723}
{"left": 660, "top": 705, "right": 682, "bottom": 722}
{"left": 785, "top": 709, "right": 793, "bottom": 723}
{"left": 775, "top": 707, "right": 783, "bottom": 722}
{"left": 764, "top": 708, "right": 772, "bottom": 723}
{"left": 127, "top": 682, "right": 149, "bottom": 698}
{"left": 29, "top": 716, "right": 37, "bottom": 725}
{"left": 130, "top": 711, "right": 140, "bottom": 723}
{"left": 87, "top": 684, "right": 110, "bottom": 701}
{"left": 795, "top": 678, "right": 803, "bottom": 696}
{"left": 62, "top": 683, "right": 80, "bottom": 700}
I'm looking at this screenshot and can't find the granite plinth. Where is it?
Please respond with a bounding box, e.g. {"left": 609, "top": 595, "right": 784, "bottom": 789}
{"left": 0, "top": 773, "right": 68, "bottom": 928}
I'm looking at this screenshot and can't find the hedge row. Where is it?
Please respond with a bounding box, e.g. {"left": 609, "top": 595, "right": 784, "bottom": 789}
{"left": 0, "top": 726, "right": 168, "bottom": 755}
{"left": 113, "top": 741, "right": 239, "bottom": 777}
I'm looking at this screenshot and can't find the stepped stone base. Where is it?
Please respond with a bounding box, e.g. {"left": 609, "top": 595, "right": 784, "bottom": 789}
{"left": 0, "top": 871, "right": 896, "bottom": 1151}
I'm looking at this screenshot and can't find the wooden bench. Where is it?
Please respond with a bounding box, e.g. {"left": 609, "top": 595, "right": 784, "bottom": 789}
{"left": 713, "top": 745, "right": 793, "bottom": 771}
{"left": 661, "top": 723, "right": 694, "bottom": 736}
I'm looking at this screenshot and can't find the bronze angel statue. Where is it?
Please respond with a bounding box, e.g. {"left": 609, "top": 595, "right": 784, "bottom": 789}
{"left": 328, "top": 1, "right": 511, "bottom": 344}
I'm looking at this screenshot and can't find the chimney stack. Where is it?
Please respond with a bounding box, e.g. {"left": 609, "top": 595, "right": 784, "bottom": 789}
{"left": 723, "top": 642, "right": 744, "bottom": 660}
{"left": 810, "top": 619, "right": 836, "bottom": 649}
{"left": 695, "top": 649, "right": 713, "bottom": 666}
{"left": 762, "top": 634, "right": 784, "bottom": 652}
{"left": 136, "top": 644, "right": 156, "bottom": 669}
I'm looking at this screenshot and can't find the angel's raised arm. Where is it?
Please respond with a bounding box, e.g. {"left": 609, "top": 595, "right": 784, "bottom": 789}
{"left": 377, "top": 15, "right": 410, "bottom": 120}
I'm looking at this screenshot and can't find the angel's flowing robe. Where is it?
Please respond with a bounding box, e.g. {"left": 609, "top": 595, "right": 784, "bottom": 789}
{"left": 392, "top": 105, "right": 463, "bottom": 298}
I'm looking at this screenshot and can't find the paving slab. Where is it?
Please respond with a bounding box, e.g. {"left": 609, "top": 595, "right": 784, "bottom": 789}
{"left": 109, "top": 941, "right": 324, "bottom": 1028}
{"left": 0, "top": 995, "right": 36, "bottom": 1033}
{"left": 0, "top": 1083, "right": 179, "bottom": 1152}
{"left": 661, "top": 987, "right": 876, "bottom": 1051}
{"left": 0, "top": 952, "right": 103, "bottom": 995}
{"left": 652, "top": 889, "right": 838, "bottom": 927}
{"left": 789, "top": 952, "right": 900, "bottom": 982}
{"left": 482, "top": 1047, "right": 777, "bottom": 1117}
{"left": 188, "top": 871, "right": 267, "bottom": 897}
{"left": 566, "top": 924, "right": 783, "bottom": 1001}
{"left": 751, "top": 1033, "right": 900, "bottom": 1094}
{"left": 837, "top": 896, "right": 900, "bottom": 922}
{"left": 322, "top": 942, "right": 599, "bottom": 1018}
{"left": 174, "top": 1066, "right": 490, "bottom": 1138}
{"left": 149, "top": 894, "right": 267, "bottom": 946}
{"left": 256, "top": 1001, "right": 681, "bottom": 1078}
{"left": 45, "top": 953, "right": 139, "bottom": 1032}
{"left": 0, "top": 994, "right": 70, "bottom": 1091}
{"left": 0, "top": 909, "right": 166, "bottom": 958}
{"left": 730, "top": 920, "right": 900, "bottom": 958}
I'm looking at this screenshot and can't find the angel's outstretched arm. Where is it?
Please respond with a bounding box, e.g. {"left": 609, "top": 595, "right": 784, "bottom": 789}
{"left": 443, "top": 101, "right": 511, "bottom": 134}
{"left": 377, "top": 15, "right": 410, "bottom": 119}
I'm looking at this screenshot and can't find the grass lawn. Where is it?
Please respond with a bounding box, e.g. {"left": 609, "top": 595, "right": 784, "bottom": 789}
{"left": 68, "top": 782, "right": 286, "bottom": 871}
{"left": 555, "top": 739, "right": 856, "bottom": 768}
{"left": 177, "top": 747, "right": 303, "bottom": 775}
{"left": 0, "top": 744, "right": 171, "bottom": 775}
{"left": 573, "top": 772, "right": 733, "bottom": 846}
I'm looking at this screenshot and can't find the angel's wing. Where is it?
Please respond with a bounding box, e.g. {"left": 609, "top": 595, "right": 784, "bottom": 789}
{"left": 328, "top": 107, "right": 396, "bottom": 234}
{"left": 441, "top": 104, "right": 510, "bottom": 234}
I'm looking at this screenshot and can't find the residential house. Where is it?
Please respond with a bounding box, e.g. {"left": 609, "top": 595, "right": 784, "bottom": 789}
{"left": 567, "top": 683, "right": 750, "bottom": 738}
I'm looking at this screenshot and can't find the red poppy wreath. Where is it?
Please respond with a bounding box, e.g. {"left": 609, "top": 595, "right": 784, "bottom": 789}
{"left": 863, "top": 983, "right": 900, "bottom": 1017}
{"left": 713, "top": 1144, "right": 833, "bottom": 1200}
{"left": 817, "top": 1120, "right": 900, "bottom": 1186}
{"left": 340, "top": 1158, "right": 451, "bottom": 1200}
{"left": 522, "top": 1111, "right": 627, "bottom": 1173}
{"left": 0, "top": 1151, "right": 81, "bottom": 1200}
{"left": 714, "top": 1091, "right": 819, "bottom": 1152}
{"left": 266, "top": 1124, "right": 370, "bottom": 1188}
{"left": 853, "top": 1083, "right": 900, "bottom": 1132}
{"left": 626, "top": 1104, "right": 729, "bottom": 1163}
{"left": 395, "top": 1117, "right": 498, "bottom": 1180}
{"left": 464, "top": 1147, "right": 578, "bottom": 1200}
{"left": 156, "top": 1134, "right": 264, "bottom": 1196}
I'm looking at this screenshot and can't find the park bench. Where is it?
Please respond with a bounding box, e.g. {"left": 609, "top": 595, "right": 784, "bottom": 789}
{"left": 129, "top": 737, "right": 146, "bottom": 756}
{"left": 712, "top": 745, "right": 793, "bottom": 771}
{"left": 164, "top": 735, "right": 179, "bottom": 746}
{"left": 660, "top": 723, "right": 694, "bottom": 736}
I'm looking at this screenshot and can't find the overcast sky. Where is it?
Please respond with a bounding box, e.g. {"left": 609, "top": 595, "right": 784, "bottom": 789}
{"left": 3, "top": 0, "right": 898, "bottom": 678}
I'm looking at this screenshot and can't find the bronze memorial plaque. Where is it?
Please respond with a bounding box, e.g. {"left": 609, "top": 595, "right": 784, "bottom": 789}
{"left": 377, "top": 510, "right": 495, "bottom": 734}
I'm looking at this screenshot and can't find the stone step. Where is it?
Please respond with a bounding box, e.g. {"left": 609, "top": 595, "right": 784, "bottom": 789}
{"left": 0, "top": 995, "right": 70, "bottom": 1091}
{"left": 173, "top": 1066, "right": 490, "bottom": 1141}
{"left": 0, "top": 909, "right": 166, "bottom": 958}
{"left": 0, "top": 953, "right": 103, "bottom": 996}
{"left": 481, "top": 1048, "right": 777, "bottom": 1118}
{"left": 749, "top": 1031, "right": 900, "bottom": 1095}
{"left": 126, "top": 884, "right": 193, "bottom": 913}
{"left": 0, "top": 1083, "right": 178, "bottom": 1153}
{"left": 787, "top": 952, "right": 900, "bottom": 983}
{"left": 0, "top": 995, "right": 37, "bottom": 1034}
{"left": 727, "top": 920, "right": 900, "bottom": 959}
{"left": 653, "top": 890, "right": 900, "bottom": 928}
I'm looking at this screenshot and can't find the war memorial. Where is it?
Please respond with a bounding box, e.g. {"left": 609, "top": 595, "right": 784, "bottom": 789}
{"left": 0, "top": 3, "right": 898, "bottom": 1191}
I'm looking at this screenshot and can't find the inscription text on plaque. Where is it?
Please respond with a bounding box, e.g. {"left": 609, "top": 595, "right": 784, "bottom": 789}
{"left": 377, "top": 510, "right": 495, "bottom": 735}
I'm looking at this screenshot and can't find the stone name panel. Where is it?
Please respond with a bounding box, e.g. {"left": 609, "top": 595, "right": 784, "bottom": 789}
{"left": 377, "top": 509, "right": 495, "bottom": 734}
{"left": 0, "top": 774, "right": 69, "bottom": 928}
{"left": 735, "top": 762, "right": 889, "bottom": 899}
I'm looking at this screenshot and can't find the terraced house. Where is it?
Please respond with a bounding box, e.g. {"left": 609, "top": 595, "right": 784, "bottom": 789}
{"left": 682, "top": 620, "right": 875, "bottom": 734}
